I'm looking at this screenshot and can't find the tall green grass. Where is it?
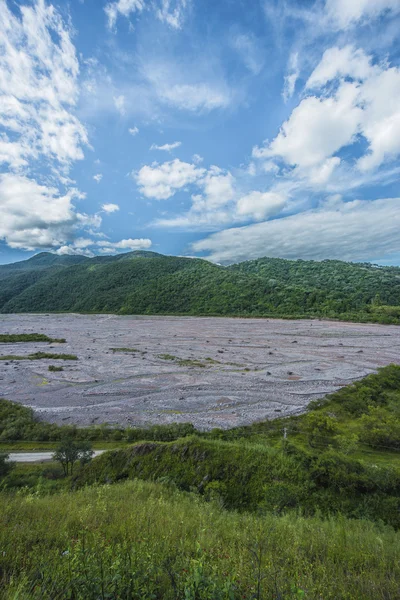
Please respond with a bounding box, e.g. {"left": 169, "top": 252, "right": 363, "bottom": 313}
{"left": 1, "top": 479, "right": 399, "bottom": 599}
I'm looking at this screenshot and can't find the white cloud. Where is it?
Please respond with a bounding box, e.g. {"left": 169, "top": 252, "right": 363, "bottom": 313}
{"left": 93, "top": 173, "right": 103, "bottom": 183}
{"left": 0, "top": 0, "right": 88, "bottom": 171}
{"left": 105, "top": 0, "right": 189, "bottom": 30}
{"left": 200, "top": 167, "right": 235, "bottom": 209}
{"left": 159, "top": 82, "right": 231, "bottom": 112}
{"left": 255, "top": 82, "right": 362, "bottom": 168}
{"left": 113, "top": 94, "right": 126, "bottom": 116}
{"left": 105, "top": 0, "right": 145, "bottom": 30}
{"left": 102, "top": 203, "right": 120, "bottom": 213}
{"left": 142, "top": 61, "right": 232, "bottom": 113}
{"left": 326, "top": 0, "right": 400, "bottom": 29}
{"left": 99, "top": 238, "right": 152, "bottom": 251}
{"left": 305, "top": 46, "right": 400, "bottom": 171}
{"left": 135, "top": 159, "right": 204, "bottom": 200}
{"left": 156, "top": 0, "right": 188, "bottom": 29}
{"left": 236, "top": 191, "right": 286, "bottom": 221}
{"left": 150, "top": 141, "right": 182, "bottom": 152}
{"left": 306, "top": 46, "right": 373, "bottom": 89}
{"left": 0, "top": 173, "right": 96, "bottom": 251}
{"left": 57, "top": 236, "right": 152, "bottom": 256}
{"left": 193, "top": 197, "right": 400, "bottom": 264}
{"left": 129, "top": 126, "right": 139, "bottom": 136}
{"left": 192, "top": 154, "right": 203, "bottom": 164}
{"left": 282, "top": 52, "right": 299, "bottom": 102}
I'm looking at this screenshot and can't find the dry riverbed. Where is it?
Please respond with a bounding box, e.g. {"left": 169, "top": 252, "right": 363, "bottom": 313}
{"left": 0, "top": 314, "right": 399, "bottom": 430}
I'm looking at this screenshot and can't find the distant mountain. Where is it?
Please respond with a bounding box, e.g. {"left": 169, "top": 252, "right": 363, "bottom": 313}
{"left": 0, "top": 251, "right": 399, "bottom": 323}
{"left": 0, "top": 252, "right": 89, "bottom": 280}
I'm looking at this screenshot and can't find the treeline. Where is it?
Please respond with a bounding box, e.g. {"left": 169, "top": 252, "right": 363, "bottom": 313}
{"left": 1, "top": 251, "right": 400, "bottom": 323}
{"left": 0, "top": 399, "right": 195, "bottom": 443}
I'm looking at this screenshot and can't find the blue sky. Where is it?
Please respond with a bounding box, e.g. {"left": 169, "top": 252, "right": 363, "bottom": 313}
{"left": 1, "top": 0, "right": 400, "bottom": 265}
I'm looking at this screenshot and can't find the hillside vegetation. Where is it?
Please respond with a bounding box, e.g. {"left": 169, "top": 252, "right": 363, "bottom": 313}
{"left": 2, "top": 366, "right": 400, "bottom": 598}
{"left": 1, "top": 251, "right": 400, "bottom": 322}
{"left": 2, "top": 479, "right": 400, "bottom": 599}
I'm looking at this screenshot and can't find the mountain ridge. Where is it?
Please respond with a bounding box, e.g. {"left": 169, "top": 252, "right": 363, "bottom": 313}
{"left": 0, "top": 251, "right": 399, "bottom": 323}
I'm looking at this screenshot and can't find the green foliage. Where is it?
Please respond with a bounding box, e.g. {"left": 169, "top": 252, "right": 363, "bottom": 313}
{"left": 1, "top": 251, "right": 400, "bottom": 322}
{"left": 0, "top": 333, "right": 66, "bottom": 343}
{"left": 1, "top": 479, "right": 400, "bottom": 599}
{"left": 48, "top": 364, "right": 63, "bottom": 371}
{"left": 0, "top": 352, "right": 77, "bottom": 361}
{"left": 53, "top": 440, "right": 94, "bottom": 475}
{"left": 0, "top": 452, "right": 14, "bottom": 477}
{"left": 74, "top": 435, "right": 400, "bottom": 528}
{"left": 0, "top": 398, "right": 196, "bottom": 444}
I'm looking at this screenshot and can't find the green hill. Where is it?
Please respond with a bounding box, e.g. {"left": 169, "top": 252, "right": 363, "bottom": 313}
{"left": 1, "top": 251, "right": 399, "bottom": 322}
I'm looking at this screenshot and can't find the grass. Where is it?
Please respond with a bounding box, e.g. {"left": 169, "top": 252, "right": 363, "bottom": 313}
{"left": 48, "top": 365, "right": 64, "bottom": 372}
{"left": 157, "top": 353, "right": 207, "bottom": 368}
{"left": 110, "top": 347, "right": 144, "bottom": 353}
{"left": 0, "top": 333, "right": 66, "bottom": 343}
{"left": 1, "top": 479, "right": 400, "bottom": 599}
{"left": 0, "top": 352, "right": 77, "bottom": 361}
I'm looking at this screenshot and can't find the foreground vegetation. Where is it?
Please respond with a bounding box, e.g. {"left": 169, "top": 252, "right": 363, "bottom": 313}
{"left": 1, "top": 479, "right": 400, "bottom": 599}
{"left": 1, "top": 250, "right": 400, "bottom": 323}
{"left": 2, "top": 365, "right": 400, "bottom": 597}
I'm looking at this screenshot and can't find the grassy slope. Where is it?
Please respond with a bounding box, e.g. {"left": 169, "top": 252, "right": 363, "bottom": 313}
{"left": 1, "top": 251, "right": 400, "bottom": 321}
{"left": 73, "top": 365, "right": 400, "bottom": 528}
{"left": 1, "top": 479, "right": 400, "bottom": 599}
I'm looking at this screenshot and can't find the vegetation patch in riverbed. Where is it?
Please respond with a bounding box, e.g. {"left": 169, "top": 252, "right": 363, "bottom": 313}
{"left": 0, "top": 333, "right": 66, "bottom": 343}
{"left": 0, "top": 352, "right": 77, "bottom": 361}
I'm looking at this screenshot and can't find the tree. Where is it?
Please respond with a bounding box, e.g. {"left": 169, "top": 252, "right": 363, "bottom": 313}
{"left": 53, "top": 440, "right": 94, "bottom": 476}
{"left": 0, "top": 452, "right": 14, "bottom": 477}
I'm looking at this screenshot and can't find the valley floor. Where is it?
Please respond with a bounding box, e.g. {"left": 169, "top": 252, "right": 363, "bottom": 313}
{"left": 1, "top": 314, "right": 399, "bottom": 428}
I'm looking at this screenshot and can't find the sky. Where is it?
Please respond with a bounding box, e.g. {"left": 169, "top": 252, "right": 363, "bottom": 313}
{"left": 0, "top": 0, "right": 400, "bottom": 266}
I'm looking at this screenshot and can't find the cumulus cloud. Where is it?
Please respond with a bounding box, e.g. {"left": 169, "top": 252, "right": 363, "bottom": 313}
{"left": 99, "top": 238, "right": 152, "bottom": 250}
{"left": 102, "top": 203, "right": 120, "bottom": 213}
{"left": 57, "top": 237, "right": 152, "bottom": 256}
{"left": 254, "top": 46, "right": 400, "bottom": 182}
{"left": 149, "top": 160, "right": 288, "bottom": 229}
{"left": 0, "top": 0, "right": 88, "bottom": 171}
{"left": 236, "top": 191, "right": 286, "bottom": 221}
{"left": 254, "top": 82, "right": 362, "bottom": 168}
{"left": 135, "top": 159, "right": 205, "bottom": 200}
{"left": 193, "top": 197, "right": 400, "bottom": 264}
{"left": 0, "top": 173, "right": 97, "bottom": 251}
{"left": 150, "top": 141, "right": 181, "bottom": 152}
{"left": 306, "top": 46, "right": 373, "bottom": 88}
{"left": 325, "top": 0, "right": 400, "bottom": 30}
{"left": 93, "top": 174, "right": 103, "bottom": 183}
{"left": 129, "top": 126, "right": 139, "bottom": 136}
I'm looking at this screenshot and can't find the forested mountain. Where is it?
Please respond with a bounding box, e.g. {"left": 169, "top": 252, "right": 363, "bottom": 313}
{"left": 0, "top": 251, "right": 399, "bottom": 322}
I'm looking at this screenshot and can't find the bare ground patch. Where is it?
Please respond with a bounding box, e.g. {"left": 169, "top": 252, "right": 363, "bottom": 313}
{"left": 0, "top": 314, "right": 399, "bottom": 430}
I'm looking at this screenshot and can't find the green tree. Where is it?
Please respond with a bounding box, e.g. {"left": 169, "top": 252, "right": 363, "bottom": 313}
{"left": 0, "top": 452, "right": 14, "bottom": 477}
{"left": 53, "top": 440, "right": 94, "bottom": 476}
